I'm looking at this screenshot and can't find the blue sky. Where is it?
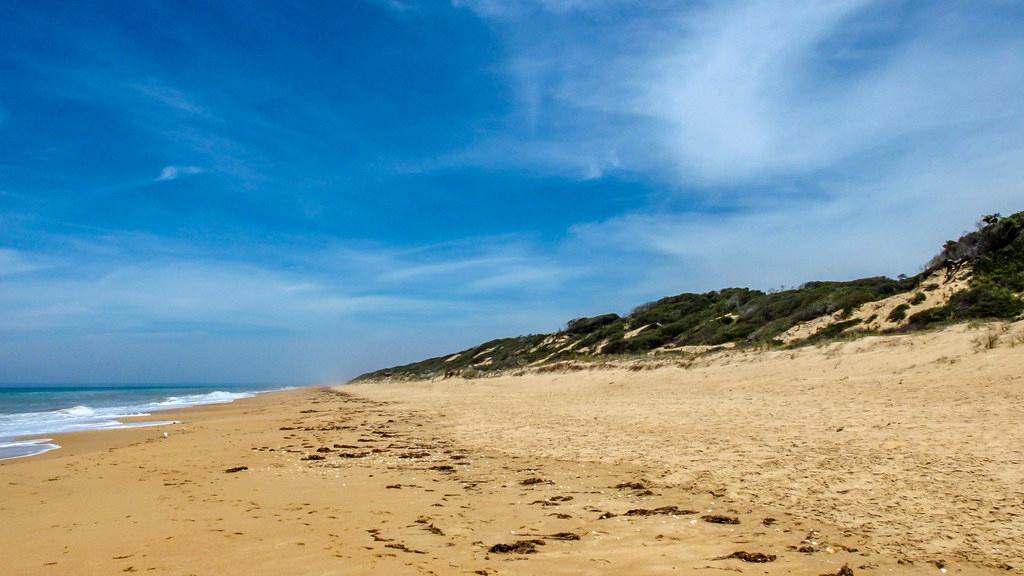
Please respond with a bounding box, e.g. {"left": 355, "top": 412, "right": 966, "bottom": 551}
{"left": 1, "top": 0, "right": 1022, "bottom": 384}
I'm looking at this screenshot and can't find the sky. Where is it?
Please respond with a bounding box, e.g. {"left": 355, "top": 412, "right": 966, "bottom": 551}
{"left": 1, "top": 0, "right": 1022, "bottom": 384}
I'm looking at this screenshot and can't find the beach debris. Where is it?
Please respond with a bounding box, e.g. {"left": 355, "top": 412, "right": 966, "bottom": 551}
{"left": 337, "top": 451, "right": 369, "bottom": 458}
{"left": 546, "top": 532, "right": 581, "bottom": 541}
{"left": 224, "top": 466, "right": 248, "bottom": 473}
{"left": 820, "top": 564, "right": 854, "bottom": 576}
{"left": 520, "top": 477, "right": 553, "bottom": 486}
{"left": 598, "top": 505, "right": 696, "bottom": 519}
{"left": 488, "top": 539, "right": 546, "bottom": 554}
{"left": 414, "top": 518, "right": 445, "bottom": 536}
{"left": 531, "top": 495, "right": 573, "bottom": 506}
{"left": 715, "top": 551, "right": 777, "bottom": 563}
{"left": 624, "top": 506, "right": 697, "bottom": 517}
{"left": 384, "top": 542, "right": 425, "bottom": 554}
{"left": 794, "top": 528, "right": 824, "bottom": 553}
{"left": 702, "top": 514, "right": 740, "bottom": 525}
{"left": 162, "top": 432, "right": 169, "bottom": 439}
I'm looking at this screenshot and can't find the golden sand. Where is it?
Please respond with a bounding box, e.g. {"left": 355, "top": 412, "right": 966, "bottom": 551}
{"left": 1, "top": 321, "right": 1022, "bottom": 575}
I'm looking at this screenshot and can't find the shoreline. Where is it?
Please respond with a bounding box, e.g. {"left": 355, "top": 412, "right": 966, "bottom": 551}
{"left": 0, "top": 386, "right": 307, "bottom": 462}
{"left": 0, "top": 386, "right": 313, "bottom": 465}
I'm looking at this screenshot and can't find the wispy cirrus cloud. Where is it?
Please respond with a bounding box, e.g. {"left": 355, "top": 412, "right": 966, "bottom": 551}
{"left": 442, "top": 0, "right": 1024, "bottom": 296}
{"left": 155, "top": 165, "right": 205, "bottom": 182}
{"left": 364, "top": 0, "right": 416, "bottom": 14}
{"left": 0, "top": 231, "right": 582, "bottom": 337}
{"left": 452, "top": 0, "right": 609, "bottom": 19}
{"left": 130, "top": 81, "right": 207, "bottom": 116}
{"left": 453, "top": 0, "right": 1024, "bottom": 189}
{"left": 0, "top": 248, "right": 41, "bottom": 278}
{"left": 0, "top": 231, "right": 588, "bottom": 382}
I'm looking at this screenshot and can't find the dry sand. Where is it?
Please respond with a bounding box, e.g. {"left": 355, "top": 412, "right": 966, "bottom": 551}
{"left": 1, "top": 321, "right": 1022, "bottom": 575}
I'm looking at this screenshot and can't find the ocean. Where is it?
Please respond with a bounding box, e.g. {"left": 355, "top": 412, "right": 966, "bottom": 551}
{"left": 0, "top": 383, "right": 291, "bottom": 461}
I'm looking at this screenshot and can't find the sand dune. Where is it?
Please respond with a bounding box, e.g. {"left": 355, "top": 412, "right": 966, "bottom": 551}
{"left": 350, "top": 320, "right": 1024, "bottom": 571}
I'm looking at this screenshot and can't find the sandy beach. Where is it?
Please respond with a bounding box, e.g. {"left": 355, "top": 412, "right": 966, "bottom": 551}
{"left": 1, "top": 321, "right": 1022, "bottom": 575}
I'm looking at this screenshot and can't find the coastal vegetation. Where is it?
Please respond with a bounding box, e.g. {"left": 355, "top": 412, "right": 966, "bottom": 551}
{"left": 356, "top": 211, "right": 1024, "bottom": 381}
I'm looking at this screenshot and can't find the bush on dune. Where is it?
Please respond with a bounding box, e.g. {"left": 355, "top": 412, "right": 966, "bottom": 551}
{"left": 355, "top": 211, "right": 1024, "bottom": 381}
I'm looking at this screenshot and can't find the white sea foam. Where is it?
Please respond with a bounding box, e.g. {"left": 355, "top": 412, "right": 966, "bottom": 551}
{"left": 147, "top": 390, "right": 255, "bottom": 409}
{"left": 0, "top": 438, "right": 60, "bottom": 460}
{"left": 0, "top": 388, "right": 275, "bottom": 461}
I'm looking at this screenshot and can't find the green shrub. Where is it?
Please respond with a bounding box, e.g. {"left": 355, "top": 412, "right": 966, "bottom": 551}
{"left": 887, "top": 304, "right": 910, "bottom": 323}
{"left": 949, "top": 284, "right": 1023, "bottom": 319}
{"left": 355, "top": 211, "right": 1024, "bottom": 381}
{"left": 565, "top": 314, "right": 621, "bottom": 334}
{"left": 906, "top": 306, "right": 953, "bottom": 328}
{"left": 806, "top": 318, "right": 863, "bottom": 343}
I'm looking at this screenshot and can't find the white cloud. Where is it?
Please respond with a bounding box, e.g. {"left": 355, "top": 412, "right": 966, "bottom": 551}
{"left": 365, "top": 0, "right": 414, "bottom": 13}
{"left": 453, "top": 0, "right": 1024, "bottom": 189}
{"left": 155, "top": 165, "right": 204, "bottom": 182}
{"left": 452, "top": 0, "right": 612, "bottom": 19}
{"left": 0, "top": 232, "right": 584, "bottom": 337}
{"left": 467, "top": 264, "right": 578, "bottom": 292}
{"left": 439, "top": 0, "right": 1024, "bottom": 299}
{"left": 639, "top": 1, "right": 1024, "bottom": 183}
{"left": 0, "top": 257, "right": 435, "bottom": 336}
{"left": 0, "top": 233, "right": 590, "bottom": 381}
{"left": 130, "top": 81, "right": 206, "bottom": 115}
{"left": 0, "top": 248, "right": 41, "bottom": 277}
{"left": 569, "top": 134, "right": 1024, "bottom": 292}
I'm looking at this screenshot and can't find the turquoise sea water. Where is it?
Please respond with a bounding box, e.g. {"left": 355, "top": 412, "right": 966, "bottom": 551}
{"left": 0, "top": 384, "right": 290, "bottom": 460}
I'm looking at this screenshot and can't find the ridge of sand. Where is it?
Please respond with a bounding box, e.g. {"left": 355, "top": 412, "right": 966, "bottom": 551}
{"left": 349, "top": 320, "right": 1024, "bottom": 571}
{"left": 780, "top": 266, "right": 973, "bottom": 344}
